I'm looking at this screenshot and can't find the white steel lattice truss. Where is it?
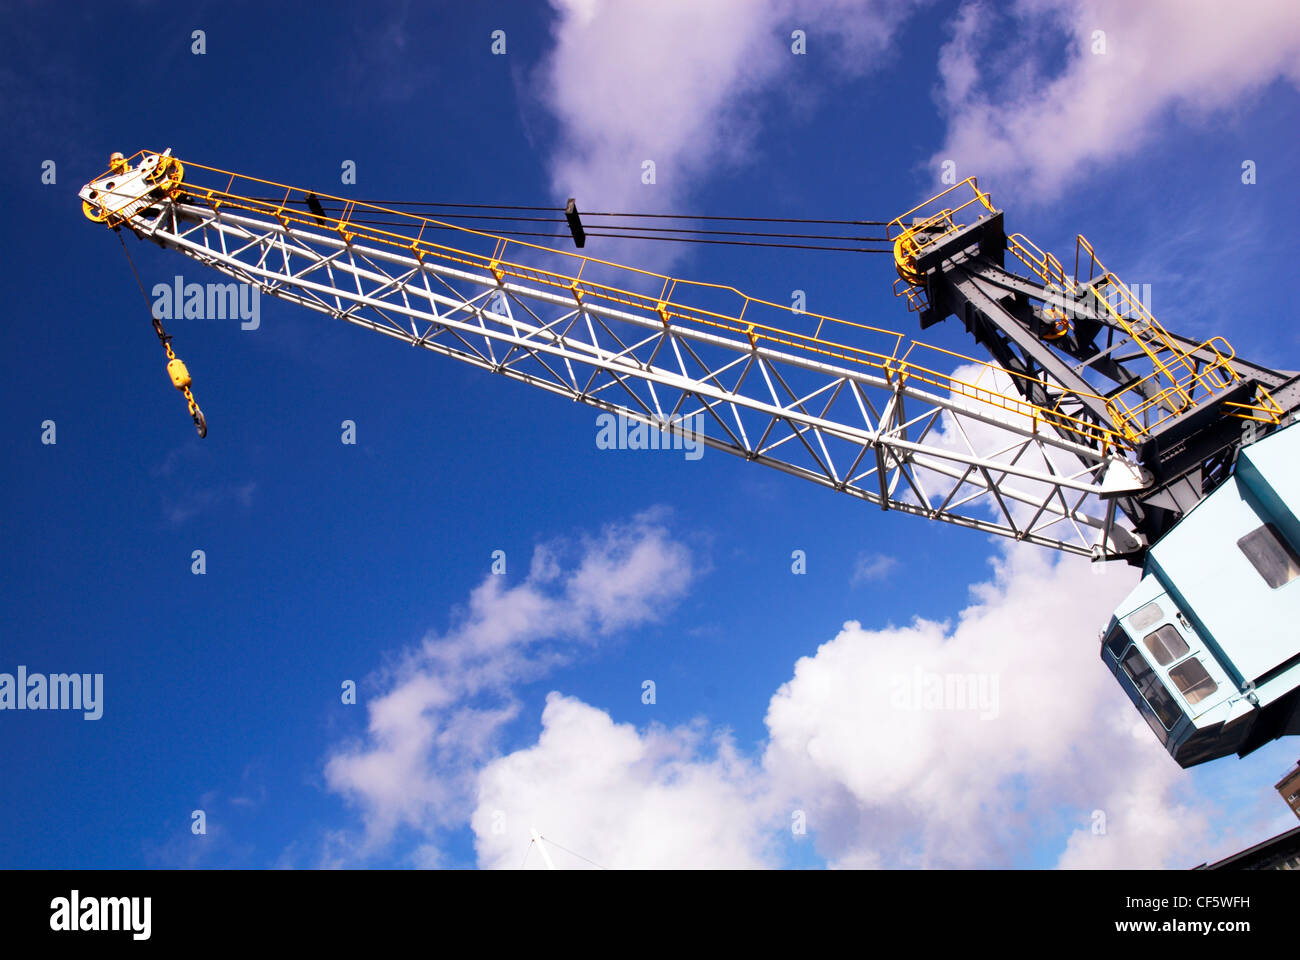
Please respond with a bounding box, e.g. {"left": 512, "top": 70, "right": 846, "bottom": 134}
{"left": 120, "top": 198, "right": 1146, "bottom": 558}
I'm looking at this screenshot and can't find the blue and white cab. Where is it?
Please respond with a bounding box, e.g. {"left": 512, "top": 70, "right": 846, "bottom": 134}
{"left": 1101, "top": 420, "right": 1300, "bottom": 766}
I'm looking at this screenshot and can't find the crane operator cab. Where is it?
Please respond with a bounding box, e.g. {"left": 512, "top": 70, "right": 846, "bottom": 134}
{"left": 1101, "top": 420, "right": 1300, "bottom": 766}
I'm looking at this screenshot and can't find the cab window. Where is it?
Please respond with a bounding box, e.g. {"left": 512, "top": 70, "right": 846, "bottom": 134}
{"left": 1237, "top": 522, "right": 1300, "bottom": 589}
{"left": 1142, "top": 624, "right": 1189, "bottom": 667}
{"left": 1128, "top": 601, "right": 1164, "bottom": 631}
{"left": 1104, "top": 624, "right": 1128, "bottom": 660}
{"left": 1121, "top": 647, "right": 1181, "bottom": 729}
{"left": 1169, "top": 658, "right": 1218, "bottom": 705}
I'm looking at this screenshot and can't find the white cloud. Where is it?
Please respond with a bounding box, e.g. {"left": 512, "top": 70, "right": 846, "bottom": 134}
{"left": 538, "top": 0, "right": 1300, "bottom": 255}
{"left": 1055, "top": 773, "right": 1208, "bottom": 869}
{"left": 893, "top": 360, "right": 1120, "bottom": 554}
{"left": 163, "top": 480, "right": 256, "bottom": 525}
{"left": 472, "top": 693, "right": 776, "bottom": 869}
{"left": 322, "top": 511, "right": 693, "bottom": 854}
{"left": 851, "top": 552, "right": 899, "bottom": 584}
{"left": 760, "top": 543, "right": 1201, "bottom": 867}
{"left": 933, "top": 0, "right": 1300, "bottom": 198}
{"left": 538, "top": 0, "right": 923, "bottom": 246}
{"left": 468, "top": 539, "right": 1241, "bottom": 868}
{"left": 321, "top": 503, "right": 1260, "bottom": 869}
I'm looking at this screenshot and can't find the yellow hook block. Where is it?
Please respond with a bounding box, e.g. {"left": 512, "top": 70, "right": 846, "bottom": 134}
{"left": 167, "top": 358, "right": 192, "bottom": 390}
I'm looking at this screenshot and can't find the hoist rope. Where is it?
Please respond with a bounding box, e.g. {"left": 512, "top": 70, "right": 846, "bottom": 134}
{"left": 246, "top": 197, "right": 894, "bottom": 252}
{"left": 117, "top": 231, "right": 208, "bottom": 438}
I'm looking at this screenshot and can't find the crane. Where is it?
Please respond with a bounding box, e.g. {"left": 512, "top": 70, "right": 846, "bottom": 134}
{"left": 79, "top": 149, "right": 1300, "bottom": 767}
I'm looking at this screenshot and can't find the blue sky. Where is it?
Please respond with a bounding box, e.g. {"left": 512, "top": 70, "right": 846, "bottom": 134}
{"left": 2, "top": 0, "right": 1299, "bottom": 869}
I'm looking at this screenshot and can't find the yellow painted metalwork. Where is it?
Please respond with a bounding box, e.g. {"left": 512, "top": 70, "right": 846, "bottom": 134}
{"left": 166, "top": 357, "right": 192, "bottom": 390}
{"left": 1007, "top": 230, "right": 1282, "bottom": 432}
{"left": 881, "top": 177, "right": 1281, "bottom": 439}
{"left": 82, "top": 199, "right": 109, "bottom": 222}
{"left": 1041, "top": 308, "right": 1070, "bottom": 340}
{"left": 146, "top": 155, "right": 184, "bottom": 192}
{"left": 1007, "top": 234, "right": 1068, "bottom": 291}
{"left": 887, "top": 178, "right": 997, "bottom": 289}
{"left": 88, "top": 152, "right": 1172, "bottom": 453}
{"left": 82, "top": 151, "right": 186, "bottom": 223}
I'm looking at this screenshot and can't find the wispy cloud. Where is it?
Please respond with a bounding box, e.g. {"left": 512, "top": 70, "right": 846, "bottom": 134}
{"left": 932, "top": 0, "right": 1300, "bottom": 199}
{"left": 149, "top": 442, "right": 257, "bottom": 525}
{"left": 311, "top": 506, "right": 1272, "bottom": 869}
{"left": 143, "top": 790, "right": 253, "bottom": 869}
{"left": 470, "top": 542, "right": 1242, "bottom": 868}
{"left": 473, "top": 694, "right": 776, "bottom": 869}
{"left": 162, "top": 480, "right": 256, "bottom": 526}
{"left": 340, "top": 0, "right": 437, "bottom": 105}
{"left": 537, "top": 0, "right": 924, "bottom": 266}
{"left": 322, "top": 510, "right": 694, "bottom": 856}
{"left": 851, "top": 552, "right": 899, "bottom": 585}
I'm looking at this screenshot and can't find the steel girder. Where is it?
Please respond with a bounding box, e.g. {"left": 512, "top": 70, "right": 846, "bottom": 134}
{"left": 113, "top": 197, "right": 1148, "bottom": 558}
{"left": 917, "top": 237, "right": 1297, "bottom": 548}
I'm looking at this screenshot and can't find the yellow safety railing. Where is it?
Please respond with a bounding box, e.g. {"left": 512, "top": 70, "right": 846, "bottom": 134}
{"left": 1003, "top": 230, "right": 1282, "bottom": 435}
{"left": 887, "top": 177, "right": 997, "bottom": 289}
{"left": 87, "top": 151, "right": 1146, "bottom": 452}
{"left": 1007, "top": 234, "right": 1069, "bottom": 292}
{"left": 892, "top": 275, "right": 930, "bottom": 314}
{"left": 1071, "top": 236, "right": 1280, "bottom": 430}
